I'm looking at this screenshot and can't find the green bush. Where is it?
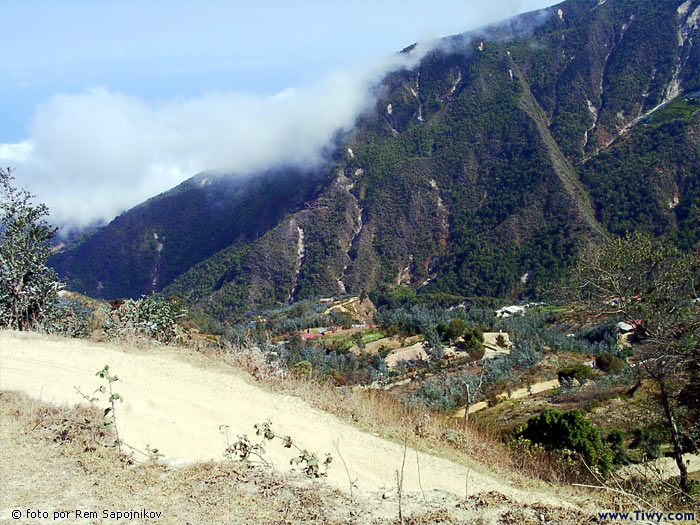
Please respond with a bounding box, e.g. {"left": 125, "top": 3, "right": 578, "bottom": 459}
{"left": 557, "top": 364, "right": 594, "bottom": 384}
{"left": 606, "top": 428, "right": 631, "bottom": 465}
{"left": 630, "top": 427, "right": 662, "bottom": 460}
{"left": 463, "top": 327, "right": 484, "bottom": 351}
{"left": 102, "top": 296, "right": 186, "bottom": 343}
{"left": 292, "top": 361, "right": 312, "bottom": 378}
{"left": 595, "top": 353, "right": 626, "bottom": 374}
{"left": 52, "top": 298, "right": 93, "bottom": 338}
{"left": 446, "top": 318, "right": 467, "bottom": 342}
{"left": 520, "top": 408, "right": 612, "bottom": 476}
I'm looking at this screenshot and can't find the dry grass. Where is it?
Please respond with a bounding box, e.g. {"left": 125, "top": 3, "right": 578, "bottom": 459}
{"left": 9, "top": 329, "right": 693, "bottom": 521}
{"left": 208, "top": 339, "right": 700, "bottom": 514}
{"left": 0, "top": 390, "right": 356, "bottom": 524}
{"left": 237, "top": 364, "right": 588, "bottom": 493}
{"left": 10, "top": 329, "right": 603, "bottom": 496}
{"left": 192, "top": 336, "right": 604, "bottom": 494}
{"left": 1, "top": 389, "right": 600, "bottom": 524}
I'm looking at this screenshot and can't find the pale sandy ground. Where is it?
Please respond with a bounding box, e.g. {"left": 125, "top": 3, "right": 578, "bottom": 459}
{"left": 482, "top": 332, "right": 511, "bottom": 351}
{"left": 384, "top": 343, "right": 428, "bottom": 369}
{"left": 0, "top": 330, "right": 575, "bottom": 513}
{"left": 618, "top": 455, "right": 700, "bottom": 480}
{"left": 453, "top": 379, "right": 561, "bottom": 418}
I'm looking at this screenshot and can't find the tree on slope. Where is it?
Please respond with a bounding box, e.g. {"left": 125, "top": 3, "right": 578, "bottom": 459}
{"left": 571, "top": 232, "right": 699, "bottom": 495}
{"left": 0, "top": 168, "right": 63, "bottom": 330}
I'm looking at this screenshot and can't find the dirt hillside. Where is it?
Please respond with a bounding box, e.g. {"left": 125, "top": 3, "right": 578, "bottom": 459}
{"left": 0, "top": 330, "right": 575, "bottom": 510}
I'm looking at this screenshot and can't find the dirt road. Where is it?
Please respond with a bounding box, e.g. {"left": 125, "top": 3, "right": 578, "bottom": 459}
{"left": 618, "top": 455, "right": 700, "bottom": 480}
{"left": 0, "top": 330, "right": 568, "bottom": 508}
{"left": 452, "top": 379, "right": 561, "bottom": 419}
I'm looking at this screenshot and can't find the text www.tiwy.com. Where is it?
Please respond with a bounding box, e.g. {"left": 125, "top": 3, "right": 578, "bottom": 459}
{"left": 597, "top": 511, "right": 695, "bottom": 522}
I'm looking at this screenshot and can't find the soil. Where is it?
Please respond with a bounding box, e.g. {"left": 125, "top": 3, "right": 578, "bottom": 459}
{"left": 1, "top": 330, "right": 593, "bottom": 523}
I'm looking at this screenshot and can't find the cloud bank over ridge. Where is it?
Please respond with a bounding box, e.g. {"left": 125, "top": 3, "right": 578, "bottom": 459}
{"left": 2, "top": 54, "right": 422, "bottom": 229}
{"left": 1, "top": 0, "right": 554, "bottom": 230}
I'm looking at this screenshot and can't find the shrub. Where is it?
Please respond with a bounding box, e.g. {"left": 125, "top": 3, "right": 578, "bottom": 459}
{"left": 557, "top": 364, "right": 594, "bottom": 384}
{"left": 435, "top": 321, "right": 448, "bottom": 341}
{"left": 630, "top": 427, "right": 663, "bottom": 460}
{"left": 446, "top": 318, "right": 467, "bottom": 341}
{"left": 520, "top": 408, "right": 612, "bottom": 476}
{"left": 52, "top": 298, "right": 93, "bottom": 338}
{"left": 385, "top": 325, "right": 399, "bottom": 337}
{"left": 496, "top": 334, "right": 507, "bottom": 348}
{"left": 463, "top": 327, "right": 484, "bottom": 351}
{"left": 292, "top": 361, "right": 312, "bottom": 378}
{"left": 102, "top": 296, "right": 186, "bottom": 343}
{"left": 595, "top": 353, "right": 626, "bottom": 374}
{"left": 606, "top": 428, "right": 631, "bottom": 465}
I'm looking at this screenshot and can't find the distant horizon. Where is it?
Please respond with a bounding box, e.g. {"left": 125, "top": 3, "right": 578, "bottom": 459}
{"left": 0, "top": 0, "right": 557, "bottom": 227}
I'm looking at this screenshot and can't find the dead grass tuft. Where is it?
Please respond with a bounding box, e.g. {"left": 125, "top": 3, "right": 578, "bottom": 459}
{"left": 1, "top": 388, "right": 612, "bottom": 524}
{"left": 0, "top": 390, "right": 356, "bottom": 524}
{"left": 196, "top": 342, "right": 595, "bottom": 496}
{"left": 391, "top": 508, "right": 456, "bottom": 524}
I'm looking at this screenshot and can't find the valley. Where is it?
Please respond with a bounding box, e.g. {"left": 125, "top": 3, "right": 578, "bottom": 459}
{"left": 2, "top": 0, "right": 700, "bottom": 522}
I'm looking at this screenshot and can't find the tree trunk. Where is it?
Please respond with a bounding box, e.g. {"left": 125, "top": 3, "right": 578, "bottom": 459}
{"left": 464, "top": 383, "right": 470, "bottom": 423}
{"left": 11, "top": 284, "right": 19, "bottom": 330}
{"left": 658, "top": 379, "right": 690, "bottom": 495}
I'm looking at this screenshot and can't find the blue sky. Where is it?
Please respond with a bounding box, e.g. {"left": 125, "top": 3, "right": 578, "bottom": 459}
{"left": 1, "top": 0, "right": 557, "bottom": 227}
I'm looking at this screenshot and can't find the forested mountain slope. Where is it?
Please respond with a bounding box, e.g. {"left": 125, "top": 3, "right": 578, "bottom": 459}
{"left": 50, "top": 0, "right": 700, "bottom": 320}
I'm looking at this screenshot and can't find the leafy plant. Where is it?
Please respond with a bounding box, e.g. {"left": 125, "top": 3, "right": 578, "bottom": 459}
{"left": 222, "top": 419, "right": 332, "bottom": 478}
{"left": 95, "top": 365, "right": 123, "bottom": 452}
{"left": 102, "top": 296, "right": 186, "bottom": 343}
{"left": 0, "top": 168, "right": 63, "bottom": 330}
{"left": 51, "top": 297, "right": 93, "bottom": 338}
{"left": 519, "top": 408, "right": 612, "bottom": 476}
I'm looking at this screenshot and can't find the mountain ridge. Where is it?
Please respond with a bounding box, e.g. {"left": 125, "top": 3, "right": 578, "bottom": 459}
{"left": 50, "top": 0, "right": 700, "bottom": 321}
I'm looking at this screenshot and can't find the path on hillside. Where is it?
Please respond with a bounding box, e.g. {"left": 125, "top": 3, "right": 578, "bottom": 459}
{"left": 618, "top": 455, "right": 700, "bottom": 481}
{"left": 452, "top": 379, "right": 561, "bottom": 419}
{"left": 0, "top": 331, "right": 570, "bottom": 508}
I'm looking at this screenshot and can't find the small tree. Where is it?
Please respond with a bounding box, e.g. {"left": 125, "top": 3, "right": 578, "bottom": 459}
{"left": 0, "top": 168, "right": 62, "bottom": 330}
{"left": 446, "top": 318, "right": 467, "bottom": 342}
{"left": 463, "top": 327, "right": 484, "bottom": 351}
{"left": 570, "top": 233, "right": 699, "bottom": 494}
{"left": 520, "top": 408, "right": 612, "bottom": 476}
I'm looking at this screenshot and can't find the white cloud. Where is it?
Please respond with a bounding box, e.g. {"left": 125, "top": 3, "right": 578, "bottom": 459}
{"left": 0, "top": 141, "right": 33, "bottom": 163}
{"left": 1, "top": 0, "right": 555, "bottom": 230}
{"left": 1, "top": 53, "right": 420, "bottom": 229}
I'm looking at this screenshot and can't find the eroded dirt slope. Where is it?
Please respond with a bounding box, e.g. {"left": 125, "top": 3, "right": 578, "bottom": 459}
{"left": 0, "top": 331, "right": 573, "bottom": 510}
